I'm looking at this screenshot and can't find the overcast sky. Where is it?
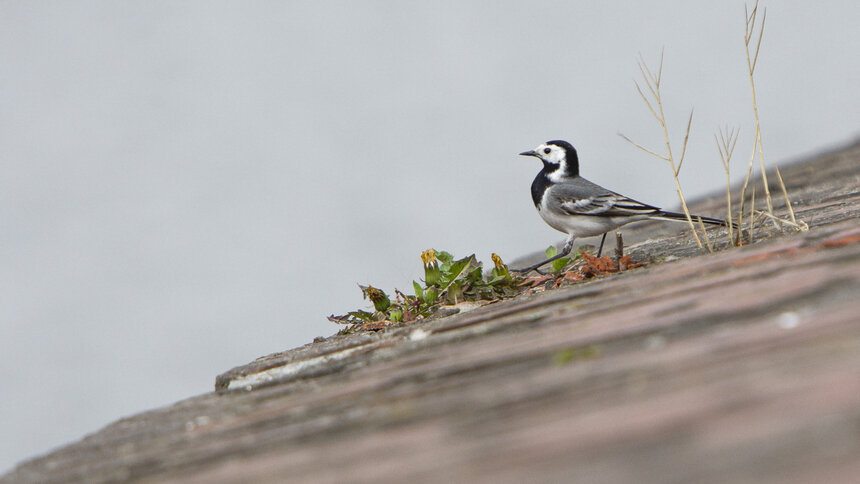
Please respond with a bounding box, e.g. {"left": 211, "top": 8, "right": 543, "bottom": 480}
{"left": 2, "top": 1, "right": 858, "bottom": 472}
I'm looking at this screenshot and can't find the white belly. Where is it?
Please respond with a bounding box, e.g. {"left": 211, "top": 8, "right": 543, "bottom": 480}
{"left": 538, "top": 208, "right": 647, "bottom": 238}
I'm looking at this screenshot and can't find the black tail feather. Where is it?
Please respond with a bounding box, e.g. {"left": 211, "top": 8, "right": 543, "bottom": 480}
{"left": 656, "top": 210, "right": 738, "bottom": 229}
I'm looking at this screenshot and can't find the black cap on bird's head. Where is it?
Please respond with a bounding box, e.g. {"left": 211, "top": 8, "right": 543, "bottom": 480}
{"left": 519, "top": 139, "right": 579, "bottom": 176}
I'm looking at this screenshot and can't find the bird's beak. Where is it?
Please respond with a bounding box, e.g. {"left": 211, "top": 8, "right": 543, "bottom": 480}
{"left": 519, "top": 150, "right": 538, "bottom": 157}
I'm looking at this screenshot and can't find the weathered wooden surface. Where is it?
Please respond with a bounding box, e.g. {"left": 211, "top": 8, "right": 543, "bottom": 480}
{"left": 4, "top": 139, "right": 860, "bottom": 484}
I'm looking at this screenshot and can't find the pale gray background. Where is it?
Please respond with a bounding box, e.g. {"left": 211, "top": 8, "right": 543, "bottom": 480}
{"left": 1, "top": 1, "right": 858, "bottom": 472}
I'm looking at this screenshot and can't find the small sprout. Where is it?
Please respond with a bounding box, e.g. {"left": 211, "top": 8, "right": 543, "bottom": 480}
{"left": 412, "top": 281, "right": 424, "bottom": 300}
{"left": 491, "top": 253, "right": 508, "bottom": 274}
{"left": 491, "top": 253, "right": 506, "bottom": 270}
{"left": 490, "top": 253, "right": 513, "bottom": 283}
{"left": 446, "top": 280, "right": 464, "bottom": 305}
{"left": 553, "top": 345, "right": 603, "bottom": 366}
{"left": 359, "top": 284, "right": 390, "bottom": 312}
{"left": 389, "top": 308, "right": 403, "bottom": 323}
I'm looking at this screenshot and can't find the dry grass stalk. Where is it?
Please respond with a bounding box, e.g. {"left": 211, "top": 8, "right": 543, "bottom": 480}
{"left": 619, "top": 51, "right": 703, "bottom": 248}
{"left": 715, "top": 126, "right": 739, "bottom": 245}
{"left": 749, "top": 185, "right": 757, "bottom": 244}
{"left": 757, "top": 210, "right": 808, "bottom": 229}
{"left": 743, "top": 1, "right": 776, "bottom": 223}
{"left": 735, "top": 1, "right": 806, "bottom": 242}
{"left": 774, "top": 165, "right": 807, "bottom": 229}
{"left": 696, "top": 216, "right": 715, "bottom": 253}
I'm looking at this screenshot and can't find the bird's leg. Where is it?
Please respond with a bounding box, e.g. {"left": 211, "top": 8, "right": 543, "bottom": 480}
{"left": 596, "top": 233, "right": 607, "bottom": 257}
{"left": 512, "top": 235, "right": 575, "bottom": 274}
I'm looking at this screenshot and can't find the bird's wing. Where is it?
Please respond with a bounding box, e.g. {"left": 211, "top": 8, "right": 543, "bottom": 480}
{"left": 549, "top": 180, "right": 662, "bottom": 217}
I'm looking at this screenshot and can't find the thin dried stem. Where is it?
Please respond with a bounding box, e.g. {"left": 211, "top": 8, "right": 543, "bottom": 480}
{"left": 757, "top": 210, "right": 808, "bottom": 229}
{"left": 638, "top": 51, "right": 663, "bottom": 89}
{"left": 751, "top": 10, "right": 766, "bottom": 73}
{"left": 696, "top": 216, "right": 714, "bottom": 253}
{"left": 618, "top": 133, "right": 668, "bottom": 161}
{"left": 749, "top": 185, "right": 757, "bottom": 245}
{"left": 715, "top": 126, "right": 739, "bottom": 245}
{"left": 744, "top": 0, "right": 776, "bottom": 224}
{"left": 634, "top": 81, "right": 661, "bottom": 123}
{"left": 745, "top": 3, "right": 755, "bottom": 33}
{"left": 637, "top": 62, "right": 659, "bottom": 100}
{"left": 676, "top": 109, "right": 694, "bottom": 176}
{"left": 621, "top": 52, "right": 702, "bottom": 249}
{"left": 773, "top": 165, "right": 806, "bottom": 230}
{"left": 736, "top": 144, "right": 755, "bottom": 239}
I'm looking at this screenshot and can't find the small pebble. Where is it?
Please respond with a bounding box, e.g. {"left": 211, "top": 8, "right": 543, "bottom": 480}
{"left": 778, "top": 311, "right": 801, "bottom": 329}
{"left": 645, "top": 335, "right": 667, "bottom": 350}
{"left": 409, "top": 328, "right": 430, "bottom": 341}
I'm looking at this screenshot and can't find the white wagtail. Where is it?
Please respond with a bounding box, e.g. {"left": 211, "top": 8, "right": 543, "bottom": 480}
{"left": 513, "top": 139, "right": 731, "bottom": 273}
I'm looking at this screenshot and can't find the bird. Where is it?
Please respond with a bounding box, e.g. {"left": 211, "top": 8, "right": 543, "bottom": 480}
{"left": 513, "top": 139, "right": 732, "bottom": 273}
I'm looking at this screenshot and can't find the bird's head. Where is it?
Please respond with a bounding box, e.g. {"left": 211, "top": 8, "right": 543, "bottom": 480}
{"left": 519, "top": 140, "right": 579, "bottom": 177}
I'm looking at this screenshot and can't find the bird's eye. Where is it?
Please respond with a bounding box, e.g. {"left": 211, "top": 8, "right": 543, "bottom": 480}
{"left": 543, "top": 148, "right": 551, "bottom": 154}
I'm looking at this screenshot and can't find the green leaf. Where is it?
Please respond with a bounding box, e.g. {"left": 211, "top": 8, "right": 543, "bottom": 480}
{"left": 545, "top": 245, "right": 558, "bottom": 258}
{"left": 389, "top": 309, "right": 403, "bottom": 322}
{"left": 447, "top": 280, "right": 464, "bottom": 305}
{"left": 413, "top": 281, "right": 424, "bottom": 300}
{"left": 551, "top": 257, "right": 570, "bottom": 273}
{"left": 424, "top": 287, "right": 438, "bottom": 305}
{"left": 436, "top": 251, "right": 454, "bottom": 265}
{"left": 486, "top": 274, "right": 506, "bottom": 285}
{"left": 491, "top": 266, "right": 511, "bottom": 281}
{"left": 443, "top": 256, "right": 474, "bottom": 283}
{"left": 466, "top": 264, "right": 484, "bottom": 284}
{"left": 347, "top": 310, "right": 375, "bottom": 322}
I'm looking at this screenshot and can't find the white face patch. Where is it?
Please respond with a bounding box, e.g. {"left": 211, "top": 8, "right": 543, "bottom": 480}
{"left": 533, "top": 143, "right": 569, "bottom": 182}
{"left": 535, "top": 143, "right": 566, "bottom": 165}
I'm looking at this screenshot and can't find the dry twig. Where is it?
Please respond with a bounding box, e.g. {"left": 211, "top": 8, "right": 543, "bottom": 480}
{"left": 619, "top": 51, "right": 702, "bottom": 248}
{"left": 715, "top": 126, "right": 740, "bottom": 245}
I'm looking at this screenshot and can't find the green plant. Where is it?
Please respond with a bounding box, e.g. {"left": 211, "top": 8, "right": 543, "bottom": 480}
{"left": 544, "top": 245, "right": 576, "bottom": 273}
{"left": 328, "top": 249, "right": 522, "bottom": 328}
